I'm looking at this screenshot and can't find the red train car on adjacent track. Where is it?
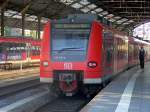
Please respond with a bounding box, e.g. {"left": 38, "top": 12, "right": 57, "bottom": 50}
{"left": 40, "top": 14, "right": 150, "bottom": 96}
{"left": 0, "top": 36, "right": 41, "bottom": 69}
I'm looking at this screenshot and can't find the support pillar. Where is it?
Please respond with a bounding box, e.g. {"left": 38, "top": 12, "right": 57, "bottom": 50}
{"left": 21, "top": 13, "right": 25, "bottom": 36}
{"left": 1, "top": 8, "right": 5, "bottom": 36}
{"left": 37, "top": 16, "right": 41, "bottom": 40}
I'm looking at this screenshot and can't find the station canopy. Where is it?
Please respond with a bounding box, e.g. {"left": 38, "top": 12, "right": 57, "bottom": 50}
{"left": 0, "top": 0, "right": 79, "bottom": 30}
{"left": 0, "top": 0, "right": 150, "bottom": 31}
{"left": 59, "top": 0, "right": 150, "bottom": 31}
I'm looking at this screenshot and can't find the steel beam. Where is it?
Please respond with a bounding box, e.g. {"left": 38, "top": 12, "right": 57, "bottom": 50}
{"left": 115, "top": 19, "right": 130, "bottom": 28}
{"left": 1, "top": 8, "right": 5, "bottom": 36}
{"left": 37, "top": 16, "right": 41, "bottom": 40}
{"left": 21, "top": 13, "right": 25, "bottom": 36}
{"left": 0, "top": 0, "right": 10, "bottom": 36}
{"left": 120, "top": 12, "right": 150, "bottom": 14}
{"left": 110, "top": 7, "right": 150, "bottom": 9}
{"left": 103, "top": 1, "right": 147, "bottom": 3}
{"left": 0, "top": 0, "right": 9, "bottom": 10}
{"left": 20, "top": 0, "right": 35, "bottom": 14}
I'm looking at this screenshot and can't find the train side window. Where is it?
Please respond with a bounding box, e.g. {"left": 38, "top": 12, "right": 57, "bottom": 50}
{"left": 0, "top": 47, "right": 3, "bottom": 53}
{"left": 106, "top": 48, "right": 112, "bottom": 62}
{"left": 103, "top": 31, "right": 113, "bottom": 63}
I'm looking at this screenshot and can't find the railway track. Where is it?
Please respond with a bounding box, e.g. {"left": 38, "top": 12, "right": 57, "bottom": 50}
{"left": 35, "top": 94, "right": 92, "bottom": 112}
{"left": 0, "top": 83, "right": 51, "bottom": 112}
{"left": 0, "top": 67, "right": 40, "bottom": 96}
{"left": 0, "top": 68, "right": 97, "bottom": 112}
{"left": 0, "top": 68, "right": 39, "bottom": 80}
{"left": 0, "top": 74, "right": 98, "bottom": 112}
{"left": 0, "top": 72, "right": 56, "bottom": 112}
{"left": 0, "top": 69, "right": 39, "bottom": 87}
{"left": 0, "top": 76, "right": 40, "bottom": 97}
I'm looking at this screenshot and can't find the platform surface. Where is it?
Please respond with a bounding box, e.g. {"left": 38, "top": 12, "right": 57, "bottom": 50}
{"left": 81, "top": 62, "right": 150, "bottom": 112}
{"left": 0, "top": 67, "right": 39, "bottom": 80}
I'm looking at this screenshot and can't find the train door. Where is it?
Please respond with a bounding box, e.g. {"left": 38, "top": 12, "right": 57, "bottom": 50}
{"left": 31, "top": 45, "right": 40, "bottom": 60}
{"left": 26, "top": 43, "right": 31, "bottom": 62}
{"left": 0, "top": 45, "right": 6, "bottom": 63}
{"left": 128, "top": 44, "right": 134, "bottom": 67}
{"left": 103, "top": 31, "right": 114, "bottom": 80}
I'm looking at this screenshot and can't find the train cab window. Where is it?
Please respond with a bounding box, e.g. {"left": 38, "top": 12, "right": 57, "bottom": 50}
{"left": 51, "top": 25, "right": 90, "bottom": 62}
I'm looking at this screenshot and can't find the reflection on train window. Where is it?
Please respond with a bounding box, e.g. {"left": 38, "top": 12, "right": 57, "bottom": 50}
{"left": 103, "top": 31, "right": 113, "bottom": 63}
{"left": 31, "top": 46, "right": 40, "bottom": 56}
{"left": 0, "top": 47, "right": 3, "bottom": 53}
{"left": 51, "top": 28, "right": 90, "bottom": 61}
{"left": 32, "top": 51, "right": 40, "bottom": 56}
{"left": 106, "top": 49, "right": 112, "bottom": 63}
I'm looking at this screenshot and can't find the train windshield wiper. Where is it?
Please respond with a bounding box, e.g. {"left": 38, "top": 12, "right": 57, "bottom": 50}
{"left": 57, "top": 47, "right": 83, "bottom": 53}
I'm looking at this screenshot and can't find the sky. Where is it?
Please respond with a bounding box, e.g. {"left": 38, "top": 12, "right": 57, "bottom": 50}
{"left": 133, "top": 22, "right": 150, "bottom": 40}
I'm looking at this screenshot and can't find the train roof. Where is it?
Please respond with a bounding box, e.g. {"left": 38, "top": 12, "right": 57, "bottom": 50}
{"left": 0, "top": 36, "right": 41, "bottom": 46}
{"left": 50, "top": 14, "right": 128, "bottom": 36}
{"left": 51, "top": 14, "right": 98, "bottom": 23}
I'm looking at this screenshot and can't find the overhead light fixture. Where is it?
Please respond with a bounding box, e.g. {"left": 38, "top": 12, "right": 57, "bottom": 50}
{"left": 107, "top": 14, "right": 114, "bottom": 18}
{"left": 120, "top": 18, "right": 128, "bottom": 22}
{"left": 60, "top": 0, "right": 74, "bottom": 5}
{"left": 114, "top": 16, "right": 121, "bottom": 19}
{"left": 98, "top": 14, "right": 103, "bottom": 17}
{"left": 91, "top": 11, "right": 96, "bottom": 14}
{"left": 104, "top": 16, "right": 109, "bottom": 19}
{"left": 128, "top": 20, "right": 134, "bottom": 23}
{"left": 81, "top": 7, "right": 90, "bottom": 13}
{"left": 101, "top": 11, "right": 108, "bottom": 15}
{"left": 117, "top": 20, "right": 123, "bottom": 24}
{"left": 104, "top": 15, "right": 113, "bottom": 19}
{"left": 71, "top": 3, "right": 83, "bottom": 8}
{"left": 80, "top": 0, "right": 90, "bottom": 5}
{"left": 87, "top": 4, "right": 97, "bottom": 9}
{"left": 94, "top": 8, "right": 103, "bottom": 12}
{"left": 123, "top": 22, "right": 130, "bottom": 25}
{"left": 109, "top": 19, "right": 116, "bottom": 22}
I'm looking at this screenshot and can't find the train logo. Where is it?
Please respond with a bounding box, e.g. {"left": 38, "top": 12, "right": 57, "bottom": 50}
{"left": 64, "top": 63, "right": 72, "bottom": 70}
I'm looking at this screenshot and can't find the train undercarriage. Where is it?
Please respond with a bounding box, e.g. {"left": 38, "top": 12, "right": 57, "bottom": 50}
{"left": 51, "top": 71, "right": 103, "bottom": 97}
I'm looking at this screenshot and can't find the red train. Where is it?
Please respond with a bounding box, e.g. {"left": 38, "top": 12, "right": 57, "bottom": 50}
{"left": 0, "top": 36, "right": 41, "bottom": 69}
{"left": 40, "top": 14, "right": 150, "bottom": 96}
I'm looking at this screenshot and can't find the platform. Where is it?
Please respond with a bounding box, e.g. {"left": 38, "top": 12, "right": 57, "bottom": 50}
{"left": 81, "top": 62, "right": 150, "bottom": 112}
{"left": 0, "top": 68, "right": 39, "bottom": 87}
{"left": 0, "top": 67, "right": 39, "bottom": 79}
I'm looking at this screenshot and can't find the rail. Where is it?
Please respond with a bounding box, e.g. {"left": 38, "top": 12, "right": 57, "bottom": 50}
{"left": 0, "top": 63, "right": 12, "bottom": 70}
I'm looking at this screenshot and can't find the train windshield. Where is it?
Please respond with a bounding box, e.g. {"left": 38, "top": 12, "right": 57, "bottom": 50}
{"left": 51, "top": 25, "right": 90, "bottom": 62}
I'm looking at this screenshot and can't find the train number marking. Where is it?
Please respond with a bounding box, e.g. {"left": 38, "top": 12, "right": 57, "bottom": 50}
{"left": 64, "top": 63, "right": 72, "bottom": 69}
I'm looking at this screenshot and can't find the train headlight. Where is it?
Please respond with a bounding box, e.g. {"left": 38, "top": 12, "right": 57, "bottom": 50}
{"left": 88, "top": 61, "right": 97, "bottom": 68}
{"left": 43, "top": 61, "right": 49, "bottom": 67}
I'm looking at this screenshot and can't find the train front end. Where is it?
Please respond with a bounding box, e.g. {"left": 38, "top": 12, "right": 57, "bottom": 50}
{"left": 40, "top": 15, "right": 103, "bottom": 96}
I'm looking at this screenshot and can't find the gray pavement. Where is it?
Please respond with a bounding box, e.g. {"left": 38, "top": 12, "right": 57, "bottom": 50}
{"left": 80, "top": 63, "right": 150, "bottom": 112}
{"left": 0, "top": 84, "right": 57, "bottom": 112}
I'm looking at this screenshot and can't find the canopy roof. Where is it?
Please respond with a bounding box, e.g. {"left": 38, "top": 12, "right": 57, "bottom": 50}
{"left": 0, "top": 0, "right": 150, "bottom": 31}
